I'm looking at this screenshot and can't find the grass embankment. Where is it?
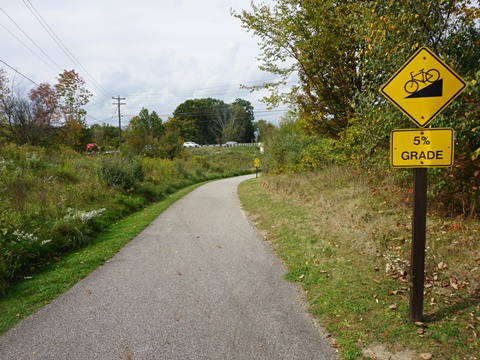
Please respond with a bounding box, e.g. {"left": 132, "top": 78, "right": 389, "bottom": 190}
{"left": 238, "top": 168, "right": 479, "bottom": 360}
{"left": 0, "top": 184, "right": 201, "bottom": 335}
{"left": 0, "top": 144, "right": 261, "bottom": 334}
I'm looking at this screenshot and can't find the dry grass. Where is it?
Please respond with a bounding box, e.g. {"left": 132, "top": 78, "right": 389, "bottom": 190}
{"left": 239, "top": 167, "right": 480, "bottom": 359}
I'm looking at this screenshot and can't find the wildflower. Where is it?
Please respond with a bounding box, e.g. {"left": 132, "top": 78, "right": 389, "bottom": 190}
{"left": 13, "top": 230, "right": 39, "bottom": 244}
{"left": 63, "top": 208, "right": 106, "bottom": 223}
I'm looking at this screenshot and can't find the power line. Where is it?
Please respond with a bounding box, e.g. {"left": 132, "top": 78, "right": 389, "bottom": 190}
{"left": 125, "top": 78, "right": 285, "bottom": 98}
{"left": 0, "top": 59, "right": 40, "bottom": 86}
{"left": 0, "top": 23, "right": 59, "bottom": 73}
{"left": 23, "top": 0, "right": 113, "bottom": 99}
{"left": 0, "top": 8, "right": 63, "bottom": 72}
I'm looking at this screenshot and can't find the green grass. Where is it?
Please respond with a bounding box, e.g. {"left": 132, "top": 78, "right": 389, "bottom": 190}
{"left": 238, "top": 169, "right": 480, "bottom": 359}
{"left": 0, "top": 183, "right": 203, "bottom": 336}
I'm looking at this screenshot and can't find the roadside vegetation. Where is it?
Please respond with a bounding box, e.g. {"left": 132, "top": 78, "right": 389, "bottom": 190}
{"left": 233, "top": 1, "right": 480, "bottom": 358}
{"left": 1, "top": 62, "right": 263, "bottom": 292}
{"left": 0, "top": 183, "right": 203, "bottom": 335}
{"left": 239, "top": 170, "right": 479, "bottom": 359}
{"left": 2, "top": 1, "right": 479, "bottom": 358}
{"left": 0, "top": 145, "right": 260, "bottom": 292}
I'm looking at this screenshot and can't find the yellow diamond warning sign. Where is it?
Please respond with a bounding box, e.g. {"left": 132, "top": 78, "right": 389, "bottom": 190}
{"left": 380, "top": 47, "right": 466, "bottom": 128}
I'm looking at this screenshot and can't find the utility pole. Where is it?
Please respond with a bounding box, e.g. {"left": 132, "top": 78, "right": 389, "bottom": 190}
{"left": 112, "top": 96, "right": 126, "bottom": 147}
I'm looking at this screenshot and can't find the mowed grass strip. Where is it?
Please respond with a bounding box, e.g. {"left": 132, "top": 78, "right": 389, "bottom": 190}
{"left": 0, "top": 183, "right": 203, "bottom": 336}
{"left": 238, "top": 169, "right": 480, "bottom": 360}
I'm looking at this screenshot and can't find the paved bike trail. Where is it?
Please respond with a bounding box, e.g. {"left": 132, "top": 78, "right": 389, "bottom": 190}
{"left": 0, "top": 175, "right": 336, "bottom": 359}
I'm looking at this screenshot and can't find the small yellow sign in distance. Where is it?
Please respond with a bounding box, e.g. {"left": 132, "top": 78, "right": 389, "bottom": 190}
{"left": 390, "top": 128, "right": 454, "bottom": 168}
{"left": 380, "top": 47, "right": 466, "bottom": 128}
{"left": 254, "top": 158, "right": 260, "bottom": 168}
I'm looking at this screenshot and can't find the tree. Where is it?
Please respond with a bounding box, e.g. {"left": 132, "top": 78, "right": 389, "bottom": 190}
{"left": 29, "top": 83, "right": 60, "bottom": 127}
{"left": 125, "top": 108, "right": 165, "bottom": 155}
{"left": 173, "top": 98, "right": 225, "bottom": 144}
{"left": 233, "top": 0, "right": 363, "bottom": 137}
{"left": 89, "top": 123, "right": 121, "bottom": 150}
{"left": 0, "top": 96, "right": 38, "bottom": 145}
{"left": 0, "top": 72, "right": 54, "bottom": 145}
{"left": 254, "top": 119, "right": 276, "bottom": 143}
{"left": 0, "top": 69, "right": 13, "bottom": 143}
{"left": 172, "top": 98, "right": 256, "bottom": 144}
{"left": 28, "top": 83, "right": 60, "bottom": 144}
{"left": 54, "top": 70, "right": 92, "bottom": 146}
{"left": 164, "top": 115, "right": 199, "bottom": 144}
{"left": 236, "top": 0, "right": 480, "bottom": 215}
{"left": 210, "top": 101, "right": 239, "bottom": 143}
{"left": 231, "top": 98, "right": 255, "bottom": 142}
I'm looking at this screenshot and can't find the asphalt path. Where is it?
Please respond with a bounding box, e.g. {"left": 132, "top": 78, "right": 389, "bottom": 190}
{"left": 0, "top": 175, "right": 336, "bottom": 360}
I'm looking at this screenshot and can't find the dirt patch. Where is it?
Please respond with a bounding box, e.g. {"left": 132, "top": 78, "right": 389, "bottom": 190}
{"left": 362, "top": 344, "right": 416, "bottom": 359}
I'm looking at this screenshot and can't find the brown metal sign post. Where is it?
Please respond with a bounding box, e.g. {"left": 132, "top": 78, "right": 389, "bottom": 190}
{"left": 410, "top": 168, "right": 427, "bottom": 322}
{"left": 380, "top": 47, "right": 466, "bottom": 322}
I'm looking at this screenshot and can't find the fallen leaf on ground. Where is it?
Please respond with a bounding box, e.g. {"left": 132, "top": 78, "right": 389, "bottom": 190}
{"left": 449, "top": 223, "right": 460, "bottom": 231}
{"left": 420, "top": 353, "right": 432, "bottom": 359}
{"left": 450, "top": 276, "right": 458, "bottom": 289}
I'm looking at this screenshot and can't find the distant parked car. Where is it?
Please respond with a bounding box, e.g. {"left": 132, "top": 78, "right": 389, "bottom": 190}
{"left": 183, "top": 141, "right": 200, "bottom": 148}
{"left": 224, "top": 141, "right": 238, "bottom": 147}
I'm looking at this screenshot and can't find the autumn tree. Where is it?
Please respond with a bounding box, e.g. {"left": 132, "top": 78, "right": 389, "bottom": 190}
{"left": 54, "top": 70, "right": 92, "bottom": 147}
{"left": 236, "top": 0, "right": 480, "bottom": 215}
{"left": 0, "top": 71, "right": 56, "bottom": 145}
{"left": 233, "top": 0, "right": 363, "bottom": 137}
{"left": 28, "top": 83, "right": 60, "bottom": 144}
{"left": 29, "top": 83, "right": 60, "bottom": 127}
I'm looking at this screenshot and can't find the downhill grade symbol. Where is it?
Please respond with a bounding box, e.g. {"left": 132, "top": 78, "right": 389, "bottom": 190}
{"left": 380, "top": 47, "right": 466, "bottom": 128}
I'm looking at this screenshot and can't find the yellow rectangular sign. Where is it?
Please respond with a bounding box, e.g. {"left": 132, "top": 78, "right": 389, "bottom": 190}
{"left": 390, "top": 128, "right": 454, "bottom": 168}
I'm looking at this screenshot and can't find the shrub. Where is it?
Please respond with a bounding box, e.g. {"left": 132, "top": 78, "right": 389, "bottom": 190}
{"left": 263, "top": 120, "right": 345, "bottom": 174}
{"left": 98, "top": 154, "right": 144, "bottom": 190}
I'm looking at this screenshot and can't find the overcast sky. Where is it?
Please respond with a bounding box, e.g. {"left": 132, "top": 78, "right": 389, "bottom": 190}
{"left": 1, "top": 0, "right": 292, "bottom": 127}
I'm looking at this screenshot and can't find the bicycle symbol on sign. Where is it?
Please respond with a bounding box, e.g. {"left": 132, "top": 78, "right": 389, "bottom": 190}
{"left": 404, "top": 68, "right": 440, "bottom": 94}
